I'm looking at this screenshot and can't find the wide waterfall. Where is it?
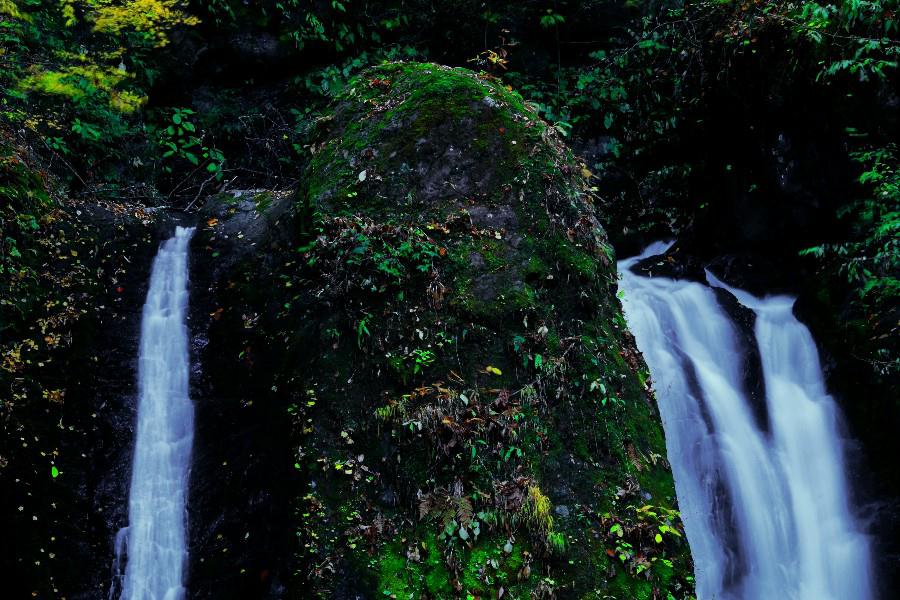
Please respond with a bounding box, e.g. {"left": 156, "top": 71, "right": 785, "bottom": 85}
{"left": 113, "top": 226, "right": 195, "bottom": 600}
{"left": 618, "top": 242, "right": 873, "bottom": 600}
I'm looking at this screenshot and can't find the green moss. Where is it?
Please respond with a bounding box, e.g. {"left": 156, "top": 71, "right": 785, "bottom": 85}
{"left": 653, "top": 556, "right": 676, "bottom": 587}
{"left": 377, "top": 532, "right": 535, "bottom": 599}
{"left": 610, "top": 568, "right": 655, "bottom": 600}
{"left": 539, "top": 234, "right": 601, "bottom": 281}
{"left": 253, "top": 191, "right": 274, "bottom": 212}
{"left": 300, "top": 62, "right": 544, "bottom": 222}
{"left": 525, "top": 255, "right": 551, "bottom": 279}
{"left": 455, "top": 238, "right": 508, "bottom": 271}
{"left": 456, "top": 539, "right": 537, "bottom": 596}
{"left": 460, "top": 545, "right": 492, "bottom": 592}
{"left": 378, "top": 542, "right": 415, "bottom": 598}
{"left": 422, "top": 534, "right": 453, "bottom": 597}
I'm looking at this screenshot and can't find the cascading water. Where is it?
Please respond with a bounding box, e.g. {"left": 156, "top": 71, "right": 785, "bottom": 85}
{"left": 618, "top": 242, "right": 873, "bottom": 600}
{"left": 112, "top": 226, "right": 195, "bottom": 600}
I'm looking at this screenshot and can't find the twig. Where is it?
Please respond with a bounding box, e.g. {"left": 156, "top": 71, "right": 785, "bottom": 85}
{"left": 39, "top": 137, "right": 87, "bottom": 187}
{"left": 184, "top": 173, "right": 219, "bottom": 212}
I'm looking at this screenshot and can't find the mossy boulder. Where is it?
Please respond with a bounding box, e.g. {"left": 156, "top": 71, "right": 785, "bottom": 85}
{"left": 197, "top": 63, "right": 694, "bottom": 599}
{"left": 304, "top": 62, "right": 552, "bottom": 217}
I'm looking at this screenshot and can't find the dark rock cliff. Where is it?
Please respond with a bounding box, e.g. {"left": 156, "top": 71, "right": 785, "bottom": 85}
{"left": 0, "top": 190, "right": 165, "bottom": 598}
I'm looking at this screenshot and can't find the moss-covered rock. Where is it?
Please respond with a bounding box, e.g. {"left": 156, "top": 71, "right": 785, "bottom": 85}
{"left": 197, "top": 62, "right": 694, "bottom": 599}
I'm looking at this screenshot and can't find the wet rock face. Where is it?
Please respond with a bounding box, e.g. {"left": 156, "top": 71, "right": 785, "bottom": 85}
{"left": 186, "top": 191, "right": 297, "bottom": 599}
{"left": 631, "top": 242, "right": 812, "bottom": 298}
{"left": 1, "top": 202, "right": 162, "bottom": 599}
{"left": 709, "top": 289, "right": 767, "bottom": 434}
{"left": 196, "top": 191, "right": 297, "bottom": 266}
{"left": 72, "top": 277, "right": 145, "bottom": 600}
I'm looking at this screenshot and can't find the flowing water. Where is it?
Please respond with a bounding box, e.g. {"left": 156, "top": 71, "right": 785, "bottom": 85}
{"left": 618, "top": 242, "right": 873, "bottom": 600}
{"left": 113, "top": 226, "right": 195, "bottom": 600}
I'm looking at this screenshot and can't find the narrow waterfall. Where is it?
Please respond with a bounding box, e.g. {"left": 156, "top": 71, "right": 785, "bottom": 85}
{"left": 618, "top": 243, "right": 873, "bottom": 600}
{"left": 113, "top": 226, "right": 195, "bottom": 600}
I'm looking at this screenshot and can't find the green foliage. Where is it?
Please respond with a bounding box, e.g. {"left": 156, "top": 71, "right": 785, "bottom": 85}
{"left": 790, "top": 0, "right": 900, "bottom": 79}
{"left": 155, "top": 107, "right": 226, "bottom": 181}
{"left": 802, "top": 142, "right": 899, "bottom": 376}
{"left": 841, "top": 145, "right": 900, "bottom": 306}
{"left": 91, "top": 0, "right": 199, "bottom": 47}
{"left": 520, "top": 484, "right": 554, "bottom": 537}
{"left": 343, "top": 225, "right": 440, "bottom": 285}
{"left": 0, "top": 147, "right": 51, "bottom": 284}
{"left": 499, "top": 6, "right": 696, "bottom": 235}
{"left": 602, "top": 503, "right": 685, "bottom": 583}
{"left": 0, "top": 0, "right": 199, "bottom": 181}
{"left": 197, "top": 0, "right": 411, "bottom": 54}
{"left": 539, "top": 10, "right": 565, "bottom": 29}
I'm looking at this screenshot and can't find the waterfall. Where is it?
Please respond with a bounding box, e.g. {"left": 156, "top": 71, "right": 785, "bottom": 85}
{"left": 112, "top": 226, "right": 195, "bottom": 600}
{"left": 618, "top": 242, "right": 873, "bottom": 600}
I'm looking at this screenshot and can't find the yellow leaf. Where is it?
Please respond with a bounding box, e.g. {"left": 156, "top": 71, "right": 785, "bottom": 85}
{"left": 486, "top": 366, "right": 502, "bottom": 376}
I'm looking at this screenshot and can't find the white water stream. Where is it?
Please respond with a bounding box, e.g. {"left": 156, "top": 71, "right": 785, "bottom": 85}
{"left": 113, "top": 226, "right": 195, "bottom": 600}
{"left": 618, "top": 242, "right": 873, "bottom": 599}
